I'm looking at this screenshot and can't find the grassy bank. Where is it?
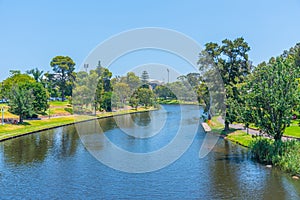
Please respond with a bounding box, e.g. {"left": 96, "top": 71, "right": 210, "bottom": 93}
{"left": 0, "top": 107, "right": 156, "bottom": 142}
{"left": 156, "top": 99, "right": 198, "bottom": 105}
{"left": 209, "top": 116, "right": 254, "bottom": 147}
{"left": 208, "top": 116, "right": 300, "bottom": 176}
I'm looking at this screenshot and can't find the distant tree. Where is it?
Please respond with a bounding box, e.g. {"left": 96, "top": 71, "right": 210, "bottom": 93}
{"left": 94, "top": 66, "right": 113, "bottom": 112}
{"left": 26, "top": 68, "right": 44, "bottom": 83}
{"left": 8, "top": 84, "right": 35, "bottom": 123}
{"left": 50, "top": 56, "right": 76, "bottom": 101}
{"left": 137, "top": 88, "right": 154, "bottom": 107}
{"left": 154, "top": 85, "right": 176, "bottom": 100}
{"left": 129, "top": 91, "right": 139, "bottom": 110}
{"left": 113, "top": 82, "right": 130, "bottom": 107}
{"left": 126, "top": 72, "right": 141, "bottom": 93}
{"left": 141, "top": 70, "right": 150, "bottom": 87}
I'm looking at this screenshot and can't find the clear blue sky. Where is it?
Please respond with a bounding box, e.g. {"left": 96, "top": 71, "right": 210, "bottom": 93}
{"left": 1, "top": 0, "right": 300, "bottom": 81}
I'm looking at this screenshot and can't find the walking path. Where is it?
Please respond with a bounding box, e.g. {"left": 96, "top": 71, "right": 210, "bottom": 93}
{"left": 217, "top": 116, "right": 300, "bottom": 141}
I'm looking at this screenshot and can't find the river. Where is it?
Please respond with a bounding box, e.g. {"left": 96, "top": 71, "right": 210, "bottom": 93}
{"left": 0, "top": 105, "right": 299, "bottom": 199}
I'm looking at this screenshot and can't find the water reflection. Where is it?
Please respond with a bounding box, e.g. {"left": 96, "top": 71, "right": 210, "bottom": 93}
{"left": 0, "top": 105, "right": 299, "bottom": 199}
{"left": 3, "top": 126, "right": 79, "bottom": 166}
{"left": 3, "top": 131, "right": 54, "bottom": 165}
{"left": 131, "top": 112, "right": 151, "bottom": 126}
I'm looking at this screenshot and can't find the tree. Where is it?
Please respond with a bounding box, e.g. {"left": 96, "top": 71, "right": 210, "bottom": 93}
{"left": 141, "top": 70, "right": 150, "bottom": 87}
{"left": 198, "top": 37, "right": 251, "bottom": 130}
{"left": 245, "top": 57, "right": 299, "bottom": 141}
{"left": 2, "top": 73, "right": 35, "bottom": 99}
{"left": 137, "top": 88, "right": 154, "bottom": 107}
{"left": 126, "top": 72, "right": 141, "bottom": 93}
{"left": 26, "top": 68, "right": 44, "bottom": 83}
{"left": 154, "top": 85, "right": 176, "bottom": 100}
{"left": 29, "top": 82, "right": 49, "bottom": 113}
{"left": 8, "top": 84, "right": 35, "bottom": 123}
{"left": 50, "top": 56, "right": 76, "bottom": 101}
{"left": 113, "top": 82, "right": 130, "bottom": 107}
{"left": 129, "top": 91, "right": 139, "bottom": 110}
{"left": 94, "top": 66, "right": 113, "bottom": 112}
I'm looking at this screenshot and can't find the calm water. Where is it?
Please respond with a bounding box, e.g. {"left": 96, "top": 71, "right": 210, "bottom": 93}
{"left": 0, "top": 105, "right": 300, "bottom": 199}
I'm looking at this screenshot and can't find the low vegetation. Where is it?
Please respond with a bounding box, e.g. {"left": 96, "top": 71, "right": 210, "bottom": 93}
{"left": 250, "top": 138, "right": 300, "bottom": 176}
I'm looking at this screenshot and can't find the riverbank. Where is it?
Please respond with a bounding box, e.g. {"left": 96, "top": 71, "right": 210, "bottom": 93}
{"left": 0, "top": 107, "right": 157, "bottom": 142}
{"left": 207, "top": 116, "right": 300, "bottom": 177}
{"left": 206, "top": 116, "right": 254, "bottom": 147}
{"left": 156, "top": 99, "right": 199, "bottom": 105}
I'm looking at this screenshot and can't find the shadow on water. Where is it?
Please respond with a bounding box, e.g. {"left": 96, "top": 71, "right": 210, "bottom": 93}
{"left": 3, "top": 126, "right": 79, "bottom": 166}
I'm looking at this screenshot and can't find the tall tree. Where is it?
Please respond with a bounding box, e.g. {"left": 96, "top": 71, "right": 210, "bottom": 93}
{"left": 50, "top": 56, "right": 76, "bottom": 101}
{"left": 141, "top": 70, "right": 150, "bottom": 87}
{"left": 198, "top": 37, "right": 251, "bottom": 130}
{"left": 94, "top": 66, "right": 113, "bottom": 112}
{"left": 245, "top": 57, "right": 299, "bottom": 141}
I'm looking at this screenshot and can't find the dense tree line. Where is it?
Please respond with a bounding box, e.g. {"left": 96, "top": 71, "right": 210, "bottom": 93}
{"left": 198, "top": 39, "right": 300, "bottom": 142}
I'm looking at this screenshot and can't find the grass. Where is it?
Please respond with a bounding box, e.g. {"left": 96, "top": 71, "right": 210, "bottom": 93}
{"left": 208, "top": 116, "right": 254, "bottom": 147}
{"left": 49, "top": 101, "right": 70, "bottom": 107}
{"left": 284, "top": 119, "right": 300, "bottom": 138}
{"left": 156, "top": 99, "right": 198, "bottom": 105}
{"left": 226, "top": 131, "right": 254, "bottom": 147}
{"left": 0, "top": 107, "right": 157, "bottom": 141}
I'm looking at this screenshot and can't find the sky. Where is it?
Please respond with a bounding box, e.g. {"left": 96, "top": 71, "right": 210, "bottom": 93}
{"left": 1, "top": 0, "right": 300, "bottom": 82}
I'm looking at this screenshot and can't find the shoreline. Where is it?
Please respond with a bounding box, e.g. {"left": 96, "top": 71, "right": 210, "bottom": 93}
{"left": 0, "top": 107, "right": 157, "bottom": 142}
{"left": 203, "top": 116, "right": 300, "bottom": 178}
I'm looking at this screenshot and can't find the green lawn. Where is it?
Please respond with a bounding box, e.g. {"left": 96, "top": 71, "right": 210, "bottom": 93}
{"left": 209, "top": 116, "right": 254, "bottom": 147}
{"left": 0, "top": 107, "right": 156, "bottom": 141}
{"left": 285, "top": 126, "right": 300, "bottom": 137}
{"left": 49, "top": 101, "right": 70, "bottom": 107}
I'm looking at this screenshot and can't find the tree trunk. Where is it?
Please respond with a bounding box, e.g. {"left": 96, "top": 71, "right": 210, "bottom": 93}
{"left": 224, "top": 121, "right": 230, "bottom": 131}
{"left": 61, "top": 89, "right": 65, "bottom": 102}
{"left": 274, "top": 133, "right": 282, "bottom": 142}
{"left": 19, "top": 115, "right": 23, "bottom": 124}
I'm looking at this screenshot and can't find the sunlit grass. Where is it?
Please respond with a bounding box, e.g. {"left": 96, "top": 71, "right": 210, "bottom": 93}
{"left": 209, "top": 116, "right": 254, "bottom": 147}
{"left": 0, "top": 107, "right": 156, "bottom": 141}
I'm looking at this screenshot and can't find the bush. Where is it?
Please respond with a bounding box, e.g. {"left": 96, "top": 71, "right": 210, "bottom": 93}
{"left": 64, "top": 107, "right": 73, "bottom": 115}
{"left": 250, "top": 138, "right": 300, "bottom": 175}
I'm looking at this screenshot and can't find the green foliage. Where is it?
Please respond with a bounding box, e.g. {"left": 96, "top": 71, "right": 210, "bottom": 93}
{"left": 250, "top": 138, "right": 300, "bottom": 175}
{"left": 2, "top": 73, "right": 35, "bottom": 98}
{"left": 112, "top": 82, "right": 130, "bottom": 107}
{"left": 126, "top": 72, "right": 141, "bottom": 92}
{"left": 28, "top": 82, "right": 49, "bottom": 113}
{"left": 26, "top": 68, "right": 44, "bottom": 83}
{"left": 154, "top": 85, "right": 176, "bottom": 100}
{"left": 198, "top": 37, "right": 251, "bottom": 130}
{"left": 50, "top": 56, "right": 76, "bottom": 101}
{"left": 141, "top": 70, "right": 149, "bottom": 86}
{"left": 129, "top": 91, "right": 139, "bottom": 110}
{"left": 245, "top": 57, "right": 299, "bottom": 141}
{"left": 8, "top": 84, "right": 35, "bottom": 123}
{"left": 101, "top": 92, "right": 112, "bottom": 112}
{"left": 137, "top": 88, "right": 154, "bottom": 107}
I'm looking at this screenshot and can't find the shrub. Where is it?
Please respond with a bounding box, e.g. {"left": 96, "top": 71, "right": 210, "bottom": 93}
{"left": 250, "top": 138, "right": 300, "bottom": 175}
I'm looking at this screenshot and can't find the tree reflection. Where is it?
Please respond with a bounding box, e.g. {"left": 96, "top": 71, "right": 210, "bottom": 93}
{"left": 131, "top": 112, "right": 151, "bottom": 126}
{"left": 3, "top": 130, "right": 54, "bottom": 165}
